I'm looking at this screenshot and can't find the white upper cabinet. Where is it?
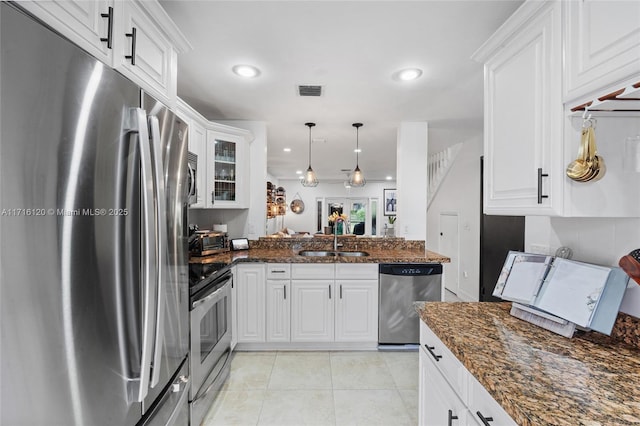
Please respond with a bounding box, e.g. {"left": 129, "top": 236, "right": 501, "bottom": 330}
{"left": 474, "top": 0, "right": 640, "bottom": 217}
{"left": 473, "top": 2, "right": 564, "bottom": 216}
{"left": 19, "top": 1, "right": 114, "bottom": 64}
{"left": 114, "top": 1, "right": 177, "bottom": 106}
{"left": 18, "top": 0, "right": 191, "bottom": 107}
{"left": 563, "top": 0, "right": 640, "bottom": 103}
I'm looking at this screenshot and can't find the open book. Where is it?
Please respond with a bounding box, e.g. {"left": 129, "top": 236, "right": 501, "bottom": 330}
{"left": 493, "top": 251, "right": 629, "bottom": 335}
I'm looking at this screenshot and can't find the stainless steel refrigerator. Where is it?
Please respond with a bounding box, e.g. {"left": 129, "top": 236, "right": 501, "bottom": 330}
{"left": 0, "top": 3, "right": 190, "bottom": 425}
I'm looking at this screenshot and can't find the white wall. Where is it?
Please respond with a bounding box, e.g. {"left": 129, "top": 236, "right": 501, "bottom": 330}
{"left": 397, "top": 122, "right": 428, "bottom": 241}
{"left": 525, "top": 216, "right": 640, "bottom": 318}
{"left": 272, "top": 180, "right": 395, "bottom": 235}
{"left": 427, "top": 135, "right": 482, "bottom": 301}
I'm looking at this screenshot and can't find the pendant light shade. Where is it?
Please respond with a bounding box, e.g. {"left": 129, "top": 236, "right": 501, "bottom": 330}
{"left": 348, "top": 123, "right": 366, "bottom": 187}
{"left": 301, "top": 122, "right": 319, "bottom": 187}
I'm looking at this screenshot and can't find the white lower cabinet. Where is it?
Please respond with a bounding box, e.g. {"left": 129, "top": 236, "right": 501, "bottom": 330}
{"left": 291, "top": 280, "right": 335, "bottom": 342}
{"left": 231, "top": 265, "right": 238, "bottom": 350}
{"left": 266, "top": 280, "right": 290, "bottom": 342}
{"left": 234, "top": 262, "right": 379, "bottom": 348}
{"left": 419, "top": 322, "right": 516, "bottom": 426}
{"left": 335, "top": 280, "right": 378, "bottom": 342}
{"left": 235, "top": 263, "right": 265, "bottom": 343}
{"left": 419, "top": 348, "right": 467, "bottom": 426}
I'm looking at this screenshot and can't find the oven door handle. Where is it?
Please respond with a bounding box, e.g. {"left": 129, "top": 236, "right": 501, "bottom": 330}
{"left": 192, "top": 282, "right": 228, "bottom": 309}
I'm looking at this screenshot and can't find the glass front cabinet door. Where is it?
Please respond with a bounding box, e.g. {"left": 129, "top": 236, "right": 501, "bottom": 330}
{"left": 206, "top": 127, "right": 252, "bottom": 208}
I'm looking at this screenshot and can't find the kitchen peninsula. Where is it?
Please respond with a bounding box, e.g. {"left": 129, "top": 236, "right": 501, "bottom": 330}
{"left": 189, "top": 236, "right": 450, "bottom": 265}
{"left": 415, "top": 302, "right": 640, "bottom": 426}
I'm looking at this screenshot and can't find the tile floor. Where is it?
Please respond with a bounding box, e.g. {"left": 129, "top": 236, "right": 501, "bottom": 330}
{"left": 202, "top": 350, "right": 419, "bottom": 426}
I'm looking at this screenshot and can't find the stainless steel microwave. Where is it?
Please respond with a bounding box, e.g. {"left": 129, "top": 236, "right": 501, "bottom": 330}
{"left": 187, "top": 151, "right": 197, "bottom": 205}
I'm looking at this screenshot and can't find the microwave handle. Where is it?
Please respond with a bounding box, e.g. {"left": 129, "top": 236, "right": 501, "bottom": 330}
{"left": 187, "top": 162, "right": 196, "bottom": 199}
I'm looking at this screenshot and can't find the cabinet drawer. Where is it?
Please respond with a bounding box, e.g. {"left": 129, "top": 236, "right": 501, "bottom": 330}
{"left": 266, "top": 263, "right": 291, "bottom": 279}
{"left": 335, "top": 263, "right": 378, "bottom": 279}
{"left": 468, "top": 373, "right": 517, "bottom": 426}
{"left": 291, "top": 263, "right": 334, "bottom": 279}
{"left": 420, "top": 322, "right": 467, "bottom": 401}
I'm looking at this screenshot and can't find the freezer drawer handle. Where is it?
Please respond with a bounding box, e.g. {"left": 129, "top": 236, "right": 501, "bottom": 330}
{"left": 425, "top": 345, "right": 442, "bottom": 361}
{"left": 448, "top": 410, "right": 458, "bottom": 426}
{"left": 476, "top": 411, "right": 494, "bottom": 425}
{"left": 125, "top": 27, "right": 137, "bottom": 65}
{"left": 99, "top": 6, "right": 113, "bottom": 48}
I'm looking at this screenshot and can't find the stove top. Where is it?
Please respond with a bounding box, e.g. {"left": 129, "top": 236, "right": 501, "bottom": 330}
{"left": 189, "top": 262, "right": 229, "bottom": 292}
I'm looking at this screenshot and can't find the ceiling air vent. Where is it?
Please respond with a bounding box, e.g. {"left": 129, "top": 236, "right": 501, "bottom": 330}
{"left": 298, "top": 85, "right": 323, "bottom": 97}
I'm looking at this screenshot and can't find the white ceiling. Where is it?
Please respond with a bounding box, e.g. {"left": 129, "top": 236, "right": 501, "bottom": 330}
{"left": 160, "top": 1, "right": 522, "bottom": 182}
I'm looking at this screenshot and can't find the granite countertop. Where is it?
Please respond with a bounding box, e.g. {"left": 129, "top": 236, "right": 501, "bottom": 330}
{"left": 415, "top": 302, "right": 640, "bottom": 426}
{"left": 190, "top": 248, "right": 450, "bottom": 264}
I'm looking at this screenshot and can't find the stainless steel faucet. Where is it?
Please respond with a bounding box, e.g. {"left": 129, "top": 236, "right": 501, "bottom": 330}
{"left": 333, "top": 219, "right": 343, "bottom": 251}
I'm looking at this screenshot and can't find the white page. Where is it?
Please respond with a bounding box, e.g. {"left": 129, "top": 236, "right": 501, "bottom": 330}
{"left": 500, "top": 258, "right": 549, "bottom": 303}
{"left": 536, "top": 259, "right": 611, "bottom": 327}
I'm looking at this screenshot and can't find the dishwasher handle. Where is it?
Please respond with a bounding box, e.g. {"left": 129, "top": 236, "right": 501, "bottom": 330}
{"left": 379, "top": 263, "right": 442, "bottom": 276}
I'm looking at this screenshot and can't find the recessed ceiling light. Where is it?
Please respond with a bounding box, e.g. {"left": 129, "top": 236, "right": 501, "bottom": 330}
{"left": 386, "top": 176, "right": 393, "bottom": 180}
{"left": 296, "top": 170, "right": 303, "bottom": 175}
{"left": 283, "top": 148, "right": 291, "bottom": 152}
{"left": 397, "top": 68, "right": 422, "bottom": 81}
{"left": 232, "top": 64, "right": 260, "bottom": 78}
{"left": 354, "top": 148, "right": 362, "bottom": 153}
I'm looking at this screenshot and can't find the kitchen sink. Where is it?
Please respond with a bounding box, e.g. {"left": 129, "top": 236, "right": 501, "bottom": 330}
{"left": 298, "top": 250, "right": 336, "bottom": 257}
{"left": 297, "top": 250, "right": 369, "bottom": 257}
{"left": 335, "top": 251, "right": 370, "bottom": 257}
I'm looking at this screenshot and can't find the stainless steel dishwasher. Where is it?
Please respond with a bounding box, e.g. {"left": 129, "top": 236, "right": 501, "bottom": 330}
{"left": 378, "top": 263, "right": 443, "bottom": 345}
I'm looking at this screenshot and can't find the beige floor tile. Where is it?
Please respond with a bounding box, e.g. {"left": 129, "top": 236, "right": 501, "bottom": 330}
{"left": 268, "top": 352, "right": 332, "bottom": 390}
{"left": 330, "top": 352, "right": 396, "bottom": 390}
{"left": 380, "top": 351, "right": 419, "bottom": 389}
{"left": 398, "top": 389, "right": 419, "bottom": 424}
{"left": 334, "top": 389, "right": 413, "bottom": 426}
{"left": 222, "top": 352, "right": 277, "bottom": 390}
{"left": 258, "top": 390, "right": 336, "bottom": 426}
{"left": 202, "top": 390, "right": 265, "bottom": 426}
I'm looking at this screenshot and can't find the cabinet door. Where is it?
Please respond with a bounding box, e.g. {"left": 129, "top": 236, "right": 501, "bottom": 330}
{"left": 115, "top": 0, "right": 175, "bottom": 105}
{"left": 231, "top": 266, "right": 238, "bottom": 350}
{"left": 266, "top": 280, "right": 290, "bottom": 342}
{"left": 189, "top": 121, "right": 207, "bottom": 208}
{"left": 564, "top": 1, "right": 640, "bottom": 102}
{"left": 483, "top": 2, "right": 563, "bottom": 216}
{"left": 335, "top": 280, "right": 378, "bottom": 342}
{"left": 291, "top": 280, "right": 334, "bottom": 342}
{"left": 19, "top": 0, "right": 114, "bottom": 64}
{"left": 419, "top": 348, "right": 468, "bottom": 426}
{"left": 235, "top": 264, "right": 265, "bottom": 343}
{"left": 205, "top": 130, "right": 248, "bottom": 208}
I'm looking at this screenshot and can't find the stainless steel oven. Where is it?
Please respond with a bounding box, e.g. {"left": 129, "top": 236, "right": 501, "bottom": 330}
{"left": 189, "top": 264, "right": 233, "bottom": 426}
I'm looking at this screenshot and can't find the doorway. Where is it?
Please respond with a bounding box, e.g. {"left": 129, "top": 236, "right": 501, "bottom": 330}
{"left": 439, "top": 213, "right": 459, "bottom": 295}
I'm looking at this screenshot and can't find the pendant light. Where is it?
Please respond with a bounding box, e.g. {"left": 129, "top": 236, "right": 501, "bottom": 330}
{"left": 301, "top": 122, "right": 319, "bottom": 187}
{"left": 348, "top": 123, "right": 366, "bottom": 187}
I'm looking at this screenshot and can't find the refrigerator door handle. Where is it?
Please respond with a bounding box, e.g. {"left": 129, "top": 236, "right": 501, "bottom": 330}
{"left": 148, "top": 115, "right": 167, "bottom": 388}
{"left": 135, "top": 107, "right": 158, "bottom": 402}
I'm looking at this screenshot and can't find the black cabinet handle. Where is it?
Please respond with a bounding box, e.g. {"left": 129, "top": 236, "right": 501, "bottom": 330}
{"left": 425, "top": 345, "right": 442, "bottom": 361}
{"left": 283, "top": 285, "right": 286, "bottom": 300}
{"left": 537, "top": 168, "right": 549, "bottom": 204}
{"left": 340, "top": 284, "right": 343, "bottom": 299}
{"left": 448, "top": 410, "right": 458, "bottom": 426}
{"left": 100, "top": 6, "right": 113, "bottom": 48}
{"left": 272, "top": 270, "right": 286, "bottom": 273}
{"left": 329, "top": 285, "right": 331, "bottom": 299}
{"left": 125, "top": 27, "right": 137, "bottom": 65}
{"left": 476, "top": 411, "right": 494, "bottom": 425}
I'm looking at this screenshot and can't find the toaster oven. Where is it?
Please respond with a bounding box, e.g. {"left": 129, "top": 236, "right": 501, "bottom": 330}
{"left": 189, "top": 231, "right": 228, "bottom": 256}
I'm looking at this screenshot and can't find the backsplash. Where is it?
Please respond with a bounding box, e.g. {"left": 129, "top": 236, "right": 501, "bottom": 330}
{"left": 250, "top": 235, "right": 425, "bottom": 252}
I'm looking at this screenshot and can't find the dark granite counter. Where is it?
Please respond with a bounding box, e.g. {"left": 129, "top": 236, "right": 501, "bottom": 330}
{"left": 415, "top": 302, "right": 640, "bottom": 426}
{"left": 190, "top": 236, "right": 450, "bottom": 265}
